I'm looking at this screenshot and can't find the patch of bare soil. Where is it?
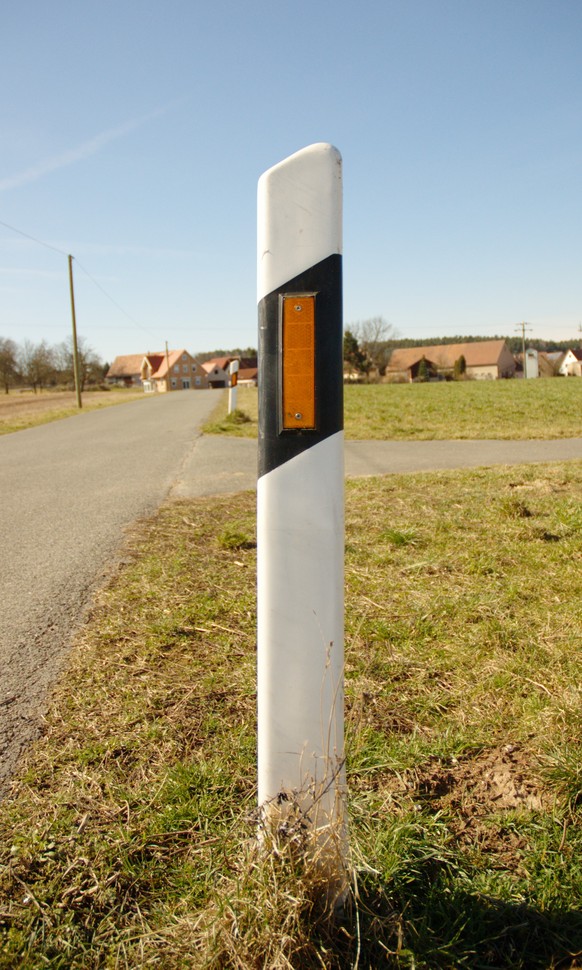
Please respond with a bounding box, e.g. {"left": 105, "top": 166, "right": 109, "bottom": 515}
{"left": 417, "top": 744, "right": 545, "bottom": 814}
{"left": 403, "top": 745, "right": 548, "bottom": 868}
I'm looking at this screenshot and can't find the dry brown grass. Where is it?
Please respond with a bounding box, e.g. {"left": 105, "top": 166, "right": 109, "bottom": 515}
{"left": 0, "top": 465, "right": 581, "bottom": 967}
{"left": 0, "top": 388, "right": 144, "bottom": 434}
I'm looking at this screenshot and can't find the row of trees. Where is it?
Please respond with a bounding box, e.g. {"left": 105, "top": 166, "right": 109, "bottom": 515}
{"left": 0, "top": 336, "right": 106, "bottom": 394}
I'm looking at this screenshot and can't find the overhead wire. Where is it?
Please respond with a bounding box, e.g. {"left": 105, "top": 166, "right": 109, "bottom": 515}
{"left": 72, "top": 257, "right": 157, "bottom": 340}
{"left": 0, "top": 218, "right": 68, "bottom": 257}
{"left": 0, "top": 218, "right": 158, "bottom": 342}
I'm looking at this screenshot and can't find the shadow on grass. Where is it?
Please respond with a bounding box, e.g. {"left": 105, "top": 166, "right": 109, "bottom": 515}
{"left": 318, "top": 866, "right": 582, "bottom": 969}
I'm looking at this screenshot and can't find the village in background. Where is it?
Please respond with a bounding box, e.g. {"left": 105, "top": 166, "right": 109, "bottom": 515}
{"left": 1, "top": 321, "right": 582, "bottom": 394}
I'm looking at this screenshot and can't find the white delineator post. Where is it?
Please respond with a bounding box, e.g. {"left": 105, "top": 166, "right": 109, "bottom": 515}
{"left": 257, "top": 143, "right": 346, "bottom": 888}
{"left": 228, "top": 358, "right": 239, "bottom": 413}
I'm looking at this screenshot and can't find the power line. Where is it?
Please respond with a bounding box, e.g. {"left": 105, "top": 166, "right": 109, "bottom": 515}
{"left": 0, "top": 218, "right": 68, "bottom": 257}
{"left": 0, "top": 217, "right": 157, "bottom": 341}
{"left": 72, "top": 257, "right": 157, "bottom": 340}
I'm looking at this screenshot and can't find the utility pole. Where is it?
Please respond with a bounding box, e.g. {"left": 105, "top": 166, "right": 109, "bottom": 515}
{"left": 515, "top": 320, "right": 532, "bottom": 378}
{"left": 68, "top": 255, "right": 82, "bottom": 409}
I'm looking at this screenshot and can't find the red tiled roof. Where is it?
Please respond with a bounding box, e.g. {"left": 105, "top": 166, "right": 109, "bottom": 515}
{"left": 106, "top": 354, "right": 145, "bottom": 378}
{"left": 145, "top": 349, "right": 191, "bottom": 379}
{"left": 388, "top": 340, "right": 510, "bottom": 372}
{"left": 239, "top": 367, "right": 258, "bottom": 381}
{"left": 144, "top": 354, "right": 165, "bottom": 378}
{"left": 201, "top": 356, "right": 234, "bottom": 374}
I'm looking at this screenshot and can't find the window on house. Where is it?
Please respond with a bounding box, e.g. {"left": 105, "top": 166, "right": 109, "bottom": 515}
{"left": 174, "top": 365, "right": 179, "bottom": 373}
{"left": 182, "top": 353, "right": 187, "bottom": 360}
{"left": 171, "top": 379, "right": 177, "bottom": 388}
{"left": 183, "top": 365, "right": 188, "bottom": 373}
{"left": 192, "top": 364, "right": 197, "bottom": 372}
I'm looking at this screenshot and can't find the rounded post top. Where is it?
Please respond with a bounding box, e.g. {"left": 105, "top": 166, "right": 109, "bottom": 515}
{"left": 257, "top": 143, "right": 342, "bottom": 302}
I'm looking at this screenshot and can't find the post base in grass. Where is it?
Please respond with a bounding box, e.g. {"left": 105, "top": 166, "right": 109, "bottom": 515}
{"left": 258, "top": 777, "right": 349, "bottom": 912}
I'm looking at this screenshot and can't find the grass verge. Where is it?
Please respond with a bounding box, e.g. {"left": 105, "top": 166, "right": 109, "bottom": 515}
{"left": 203, "top": 380, "right": 582, "bottom": 440}
{"left": 0, "top": 389, "right": 145, "bottom": 435}
{"left": 1, "top": 463, "right": 581, "bottom": 967}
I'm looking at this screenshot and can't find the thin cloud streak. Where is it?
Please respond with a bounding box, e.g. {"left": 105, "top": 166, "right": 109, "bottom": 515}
{"left": 0, "top": 267, "right": 63, "bottom": 279}
{"left": 72, "top": 241, "right": 202, "bottom": 259}
{"left": 0, "top": 105, "right": 172, "bottom": 192}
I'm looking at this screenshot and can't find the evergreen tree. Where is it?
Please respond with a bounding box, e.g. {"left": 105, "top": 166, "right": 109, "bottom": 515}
{"left": 343, "top": 329, "right": 369, "bottom": 377}
{"left": 417, "top": 357, "right": 429, "bottom": 382}
{"left": 453, "top": 354, "right": 467, "bottom": 379}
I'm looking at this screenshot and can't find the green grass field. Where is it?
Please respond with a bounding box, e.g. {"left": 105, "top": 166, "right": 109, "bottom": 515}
{"left": 204, "top": 379, "right": 582, "bottom": 440}
{"left": 3, "top": 379, "right": 581, "bottom": 442}
{"left": 1, "top": 461, "right": 580, "bottom": 967}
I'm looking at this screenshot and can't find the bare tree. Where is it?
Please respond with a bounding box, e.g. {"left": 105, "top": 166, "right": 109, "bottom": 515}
{"left": 350, "top": 317, "right": 397, "bottom": 377}
{"left": 0, "top": 338, "right": 19, "bottom": 394}
{"left": 18, "top": 340, "right": 56, "bottom": 392}
{"left": 56, "top": 336, "right": 103, "bottom": 391}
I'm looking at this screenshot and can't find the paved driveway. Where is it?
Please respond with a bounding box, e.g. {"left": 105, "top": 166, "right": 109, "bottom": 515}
{"left": 172, "top": 435, "right": 582, "bottom": 497}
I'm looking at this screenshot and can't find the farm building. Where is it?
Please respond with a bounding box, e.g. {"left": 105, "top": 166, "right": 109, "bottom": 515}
{"left": 544, "top": 349, "right": 582, "bottom": 377}
{"left": 141, "top": 349, "right": 208, "bottom": 392}
{"left": 517, "top": 351, "right": 565, "bottom": 378}
{"left": 386, "top": 340, "right": 516, "bottom": 382}
{"left": 201, "top": 356, "right": 258, "bottom": 388}
{"left": 106, "top": 350, "right": 207, "bottom": 391}
{"left": 105, "top": 354, "right": 145, "bottom": 387}
{"left": 201, "top": 357, "right": 234, "bottom": 388}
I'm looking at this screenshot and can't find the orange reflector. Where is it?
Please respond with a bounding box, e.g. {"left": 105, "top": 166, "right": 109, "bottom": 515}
{"left": 281, "top": 295, "right": 316, "bottom": 430}
{"left": 231, "top": 372, "right": 238, "bottom": 387}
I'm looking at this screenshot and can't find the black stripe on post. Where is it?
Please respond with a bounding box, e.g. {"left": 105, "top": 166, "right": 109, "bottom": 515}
{"left": 258, "top": 253, "right": 343, "bottom": 478}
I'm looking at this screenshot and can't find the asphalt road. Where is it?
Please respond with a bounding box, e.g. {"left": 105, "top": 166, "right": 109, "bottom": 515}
{"left": 0, "top": 390, "right": 218, "bottom": 793}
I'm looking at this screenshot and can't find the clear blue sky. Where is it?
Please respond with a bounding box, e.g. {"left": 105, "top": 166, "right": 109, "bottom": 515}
{"left": 1, "top": 0, "right": 581, "bottom": 364}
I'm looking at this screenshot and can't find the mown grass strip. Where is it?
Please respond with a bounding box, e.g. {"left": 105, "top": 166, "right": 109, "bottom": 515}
{"left": 1, "top": 464, "right": 581, "bottom": 967}
{"left": 204, "top": 380, "right": 582, "bottom": 441}
{"left": 0, "top": 389, "right": 145, "bottom": 435}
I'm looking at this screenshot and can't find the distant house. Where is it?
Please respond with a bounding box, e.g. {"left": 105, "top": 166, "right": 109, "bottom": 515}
{"left": 200, "top": 356, "right": 258, "bottom": 388}
{"left": 515, "top": 350, "right": 555, "bottom": 378}
{"left": 105, "top": 350, "right": 207, "bottom": 391}
{"left": 540, "top": 348, "right": 582, "bottom": 377}
{"left": 238, "top": 356, "right": 258, "bottom": 386}
{"left": 141, "top": 349, "right": 208, "bottom": 392}
{"left": 386, "top": 340, "right": 516, "bottom": 382}
{"left": 201, "top": 356, "right": 233, "bottom": 388}
{"left": 552, "top": 349, "right": 582, "bottom": 377}
{"left": 530, "top": 352, "right": 564, "bottom": 378}
{"left": 105, "top": 354, "right": 145, "bottom": 387}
